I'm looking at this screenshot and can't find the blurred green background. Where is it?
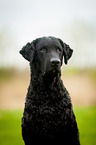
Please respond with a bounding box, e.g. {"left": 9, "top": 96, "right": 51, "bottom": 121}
{"left": 0, "top": 0, "right": 96, "bottom": 145}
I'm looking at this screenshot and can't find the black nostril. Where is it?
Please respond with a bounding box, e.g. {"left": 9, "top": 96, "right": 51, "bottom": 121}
{"left": 50, "top": 58, "right": 61, "bottom": 66}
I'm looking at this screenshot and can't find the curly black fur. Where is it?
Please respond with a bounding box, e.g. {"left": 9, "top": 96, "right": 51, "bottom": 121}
{"left": 20, "top": 36, "right": 80, "bottom": 145}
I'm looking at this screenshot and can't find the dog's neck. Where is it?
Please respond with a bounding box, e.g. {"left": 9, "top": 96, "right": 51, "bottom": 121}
{"left": 27, "top": 68, "right": 70, "bottom": 107}
{"left": 30, "top": 64, "right": 61, "bottom": 86}
{"left": 28, "top": 68, "right": 63, "bottom": 93}
{"left": 31, "top": 72, "right": 61, "bottom": 88}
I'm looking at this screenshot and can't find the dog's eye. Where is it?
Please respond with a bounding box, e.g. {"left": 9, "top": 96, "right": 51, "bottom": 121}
{"left": 57, "top": 48, "right": 61, "bottom": 53}
{"left": 40, "top": 47, "right": 46, "bottom": 52}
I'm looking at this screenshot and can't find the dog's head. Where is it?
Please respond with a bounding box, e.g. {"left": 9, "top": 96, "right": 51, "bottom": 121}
{"left": 20, "top": 37, "right": 73, "bottom": 76}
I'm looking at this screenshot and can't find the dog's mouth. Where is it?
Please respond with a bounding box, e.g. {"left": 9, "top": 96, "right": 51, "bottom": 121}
{"left": 50, "top": 69, "right": 60, "bottom": 75}
{"left": 43, "top": 68, "right": 61, "bottom": 80}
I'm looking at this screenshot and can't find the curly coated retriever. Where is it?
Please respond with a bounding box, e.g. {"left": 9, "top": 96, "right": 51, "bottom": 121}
{"left": 20, "top": 36, "right": 80, "bottom": 145}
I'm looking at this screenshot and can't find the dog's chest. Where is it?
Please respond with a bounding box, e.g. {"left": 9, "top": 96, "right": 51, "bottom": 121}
{"left": 26, "top": 91, "right": 70, "bottom": 123}
{"left": 23, "top": 85, "right": 72, "bottom": 136}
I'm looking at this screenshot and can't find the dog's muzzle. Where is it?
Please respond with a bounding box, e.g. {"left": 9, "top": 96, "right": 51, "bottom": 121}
{"left": 50, "top": 58, "right": 61, "bottom": 66}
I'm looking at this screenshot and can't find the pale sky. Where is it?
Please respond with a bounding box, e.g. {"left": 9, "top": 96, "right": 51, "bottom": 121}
{"left": 0, "top": 0, "right": 96, "bottom": 69}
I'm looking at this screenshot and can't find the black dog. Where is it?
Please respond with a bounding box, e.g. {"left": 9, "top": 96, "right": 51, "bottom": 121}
{"left": 20, "top": 36, "right": 80, "bottom": 145}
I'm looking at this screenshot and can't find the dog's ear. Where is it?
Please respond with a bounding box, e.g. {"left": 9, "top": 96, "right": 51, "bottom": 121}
{"left": 58, "top": 38, "right": 73, "bottom": 64}
{"left": 19, "top": 42, "right": 35, "bottom": 62}
{"left": 63, "top": 43, "right": 73, "bottom": 64}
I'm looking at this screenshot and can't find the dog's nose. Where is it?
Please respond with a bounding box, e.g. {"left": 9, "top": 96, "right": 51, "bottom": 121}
{"left": 50, "top": 58, "right": 61, "bottom": 66}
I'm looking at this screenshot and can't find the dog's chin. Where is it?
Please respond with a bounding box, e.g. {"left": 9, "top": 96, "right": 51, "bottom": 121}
{"left": 43, "top": 68, "right": 61, "bottom": 80}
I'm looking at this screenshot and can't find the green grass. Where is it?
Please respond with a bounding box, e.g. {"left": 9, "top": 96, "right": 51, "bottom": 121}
{"left": 0, "top": 110, "right": 24, "bottom": 145}
{"left": 0, "top": 107, "right": 96, "bottom": 145}
{"left": 74, "top": 106, "right": 96, "bottom": 145}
